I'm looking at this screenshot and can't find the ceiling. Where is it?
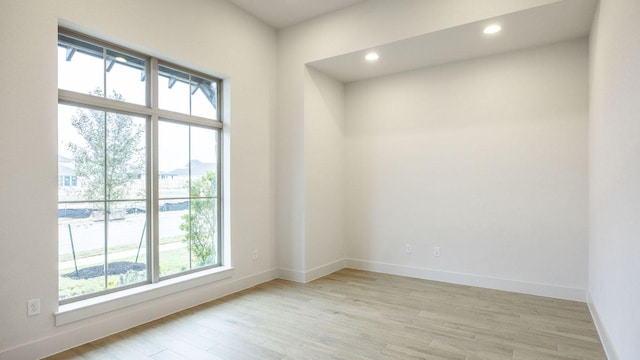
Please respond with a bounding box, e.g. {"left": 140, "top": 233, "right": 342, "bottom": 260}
{"left": 226, "top": 0, "right": 597, "bottom": 83}
{"left": 228, "top": 0, "right": 367, "bottom": 29}
{"left": 308, "top": 0, "right": 597, "bottom": 83}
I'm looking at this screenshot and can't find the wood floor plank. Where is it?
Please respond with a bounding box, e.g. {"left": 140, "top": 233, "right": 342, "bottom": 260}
{"left": 44, "top": 269, "right": 606, "bottom": 360}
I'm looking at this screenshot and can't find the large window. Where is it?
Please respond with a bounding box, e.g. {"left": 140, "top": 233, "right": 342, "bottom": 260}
{"left": 57, "top": 30, "right": 222, "bottom": 303}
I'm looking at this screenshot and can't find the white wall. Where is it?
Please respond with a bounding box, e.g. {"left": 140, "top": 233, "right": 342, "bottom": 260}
{"left": 345, "top": 39, "right": 589, "bottom": 300}
{"left": 277, "top": 0, "right": 562, "bottom": 281}
{"left": 304, "top": 68, "right": 346, "bottom": 279}
{"left": 0, "top": 0, "right": 277, "bottom": 358}
{"left": 589, "top": 0, "right": 640, "bottom": 358}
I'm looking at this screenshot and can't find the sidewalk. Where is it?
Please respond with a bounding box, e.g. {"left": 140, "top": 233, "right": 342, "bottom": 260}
{"left": 59, "top": 242, "right": 184, "bottom": 270}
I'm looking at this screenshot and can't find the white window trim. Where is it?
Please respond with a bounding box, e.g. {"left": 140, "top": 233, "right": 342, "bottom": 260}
{"left": 55, "top": 266, "right": 233, "bottom": 326}
{"left": 57, "top": 28, "right": 226, "bottom": 306}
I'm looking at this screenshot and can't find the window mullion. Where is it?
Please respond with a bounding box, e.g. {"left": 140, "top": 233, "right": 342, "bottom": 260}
{"left": 150, "top": 57, "right": 160, "bottom": 284}
{"left": 102, "top": 47, "right": 107, "bottom": 99}
{"left": 157, "top": 109, "right": 223, "bottom": 129}
{"left": 103, "top": 111, "right": 109, "bottom": 291}
{"left": 188, "top": 74, "right": 193, "bottom": 116}
{"left": 59, "top": 90, "right": 154, "bottom": 118}
{"left": 188, "top": 126, "right": 193, "bottom": 271}
{"left": 217, "top": 129, "right": 222, "bottom": 266}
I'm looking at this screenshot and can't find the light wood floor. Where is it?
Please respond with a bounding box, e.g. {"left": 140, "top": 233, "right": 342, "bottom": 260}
{"left": 45, "top": 269, "right": 606, "bottom": 359}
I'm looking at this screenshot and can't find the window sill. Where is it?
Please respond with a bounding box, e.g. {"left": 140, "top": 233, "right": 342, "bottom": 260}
{"left": 55, "top": 266, "right": 234, "bottom": 326}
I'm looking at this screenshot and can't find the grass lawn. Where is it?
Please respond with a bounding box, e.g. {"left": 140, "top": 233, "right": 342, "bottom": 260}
{"left": 58, "top": 236, "right": 213, "bottom": 300}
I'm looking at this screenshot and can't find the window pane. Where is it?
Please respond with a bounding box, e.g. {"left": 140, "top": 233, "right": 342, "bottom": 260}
{"left": 59, "top": 104, "right": 147, "bottom": 300}
{"left": 59, "top": 105, "right": 146, "bottom": 203}
{"left": 58, "top": 104, "right": 105, "bottom": 202}
{"left": 106, "top": 49, "right": 146, "bottom": 105}
{"left": 191, "top": 127, "right": 218, "bottom": 186}
{"left": 159, "top": 66, "right": 189, "bottom": 114}
{"left": 159, "top": 121, "right": 189, "bottom": 198}
{"left": 159, "top": 125, "right": 218, "bottom": 277}
{"left": 159, "top": 200, "right": 190, "bottom": 277}
{"left": 159, "top": 198, "right": 217, "bottom": 277}
{"left": 106, "top": 201, "right": 148, "bottom": 289}
{"left": 187, "top": 198, "right": 218, "bottom": 269}
{"left": 58, "top": 202, "right": 106, "bottom": 300}
{"left": 191, "top": 75, "right": 217, "bottom": 119}
{"left": 58, "top": 35, "right": 104, "bottom": 96}
{"left": 105, "top": 112, "right": 146, "bottom": 201}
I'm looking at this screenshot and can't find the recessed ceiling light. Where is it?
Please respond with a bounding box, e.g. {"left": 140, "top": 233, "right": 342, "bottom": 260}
{"left": 483, "top": 24, "right": 502, "bottom": 35}
{"left": 365, "top": 52, "right": 379, "bottom": 61}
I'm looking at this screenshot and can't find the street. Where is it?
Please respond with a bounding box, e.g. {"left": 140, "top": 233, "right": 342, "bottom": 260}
{"left": 58, "top": 210, "right": 187, "bottom": 254}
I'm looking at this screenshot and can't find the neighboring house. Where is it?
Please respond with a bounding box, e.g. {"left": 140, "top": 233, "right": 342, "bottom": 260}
{"left": 58, "top": 155, "right": 215, "bottom": 206}
{"left": 166, "top": 160, "right": 216, "bottom": 177}
{"left": 57, "top": 155, "right": 77, "bottom": 187}
{"left": 159, "top": 160, "right": 216, "bottom": 200}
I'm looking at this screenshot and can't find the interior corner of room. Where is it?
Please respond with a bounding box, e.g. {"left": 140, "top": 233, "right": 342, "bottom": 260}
{"left": 0, "top": 0, "right": 638, "bottom": 359}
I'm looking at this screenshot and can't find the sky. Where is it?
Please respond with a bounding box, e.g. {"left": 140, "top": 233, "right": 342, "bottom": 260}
{"left": 57, "top": 43, "right": 218, "bottom": 173}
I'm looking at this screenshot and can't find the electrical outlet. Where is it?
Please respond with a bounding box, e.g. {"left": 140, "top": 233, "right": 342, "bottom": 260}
{"left": 251, "top": 248, "right": 259, "bottom": 260}
{"left": 405, "top": 243, "right": 413, "bottom": 254}
{"left": 433, "top": 246, "right": 440, "bottom": 257}
{"left": 27, "top": 298, "right": 40, "bottom": 316}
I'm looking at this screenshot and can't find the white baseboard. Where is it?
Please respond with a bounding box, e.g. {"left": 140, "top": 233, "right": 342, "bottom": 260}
{"left": 304, "top": 259, "right": 345, "bottom": 282}
{"left": 0, "top": 268, "right": 278, "bottom": 360}
{"left": 586, "top": 292, "right": 618, "bottom": 360}
{"left": 345, "top": 259, "right": 586, "bottom": 301}
{"left": 277, "top": 267, "right": 306, "bottom": 282}
{"left": 278, "top": 259, "right": 346, "bottom": 283}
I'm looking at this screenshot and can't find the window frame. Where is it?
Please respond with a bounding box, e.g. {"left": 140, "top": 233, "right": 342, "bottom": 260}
{"left": 57, "top": 28, "right": 224, "bottom": 305}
